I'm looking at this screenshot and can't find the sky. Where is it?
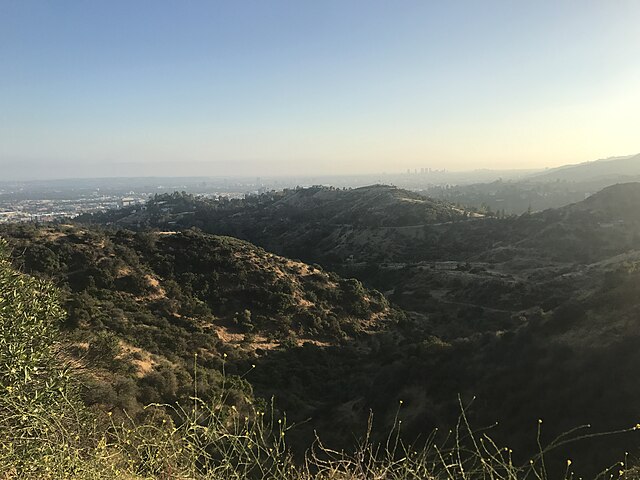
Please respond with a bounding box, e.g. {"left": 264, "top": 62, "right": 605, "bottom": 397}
{"left": 1, "top": 1, "right": 640, "bottom": 179}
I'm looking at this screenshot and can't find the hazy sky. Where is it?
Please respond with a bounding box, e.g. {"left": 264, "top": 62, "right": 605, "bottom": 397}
{"left": 1, "top": 1, "right": 640, "bottom": 179}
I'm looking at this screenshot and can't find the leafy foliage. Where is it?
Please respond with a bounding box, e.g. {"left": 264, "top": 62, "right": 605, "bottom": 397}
{"left": 0, "top": 238, "right": 109, "bottom": 477}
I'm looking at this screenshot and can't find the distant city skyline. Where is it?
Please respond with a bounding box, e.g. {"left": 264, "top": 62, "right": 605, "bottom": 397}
{"left": 2, "top": 1, "right": 640, "bottom": 180}
{"left": 0, "top": 159, "right": 541, "bottom": 182}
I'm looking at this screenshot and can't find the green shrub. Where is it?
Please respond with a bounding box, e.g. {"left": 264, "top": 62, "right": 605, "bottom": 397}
{"left": 0, "top": 239, "right": 114, "bottom": 477}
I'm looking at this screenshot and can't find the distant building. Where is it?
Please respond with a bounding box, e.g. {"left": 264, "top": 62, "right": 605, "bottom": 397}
{"left": 120, "top": 197, "right": 137, "bottom": 208}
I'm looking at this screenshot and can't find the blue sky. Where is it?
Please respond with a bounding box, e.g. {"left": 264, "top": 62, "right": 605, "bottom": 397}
{"left": 1, "top": 1, "right": 640, "bottom": 178}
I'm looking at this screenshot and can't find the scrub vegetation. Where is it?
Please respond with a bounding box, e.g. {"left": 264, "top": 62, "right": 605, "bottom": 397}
{"left": 4, "top": 183, "right": 640, "bottom": 477}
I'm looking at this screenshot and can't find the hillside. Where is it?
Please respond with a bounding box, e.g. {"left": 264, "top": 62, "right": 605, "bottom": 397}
{"left": 323, "top": 184, "right": 640, "bottom": 470}
{"left": 500, "top": 182, "right": 640, "bottom": 263}
{"left": 69, "top": 182, "right": 640, "bottom": 474}
{"left": 528, "top": 154, "right": 640, "bottom": 183}
{"left": 367, "top": 183, "right": 640, "bottom": 328}
{"left": 0, "top": 224, "right": 394, "bottom": 419}
{"left": 424, "top": 155, "right": 640, "bottom": 215}
{"left": 4, "top": 182, "right": 640, "bottom": 475}
{"left": 8, "top": 244, "right": 638, "bottom": 479}
{"left": 566, "top": 181, "right": 640, "bottom": 219}
{"left": 79, "top": 185, "right": 472, "bottom": 265}
{"left": 265, "top": 184, "right": 466, "bottom": 227}
{"left": 90, "top": 184, "right": 467, "bottom": 227}
{"left": 85, "top": 182, "right": 640, "bottom": 268}
{"left": 77, "top": 183, "right": 640, "bottom": 324}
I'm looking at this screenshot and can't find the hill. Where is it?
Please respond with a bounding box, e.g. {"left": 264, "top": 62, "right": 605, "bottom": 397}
{"left": 528, "top": 154, "right": 640, "bottom": 183}
{"left": 423, "top": 154, "right": 640, "bottom": 215}
{"left": 0, "top": 224, "right": 394, "bottom": 419}
{"left": 498, "top": 182, "right": 640, "bottom": 263}
{"left": 79, "top": 185, "right": 472, "bottom": 264}
{"left": 88, "top": 182, "right": 640, "bottom": 267}
{"left": 566, "top": 181, "right": 640, "bottom": 219}
{"left": 77, "top": 183, "right": 640, "bottom": 323}
{"left": 5, "top": 182, "right": 640, "bottom": 474}
{"left": 71, "top": 183, "right": 640, "bottom": 472}
{"left": 90, "top": 184, "right": 467, "bottom": 227}
{"left": 379, "top": 183, "right": 640, "bottom": 319}
{"left": 9, "top": 242, "right": 638, "bottom": 479}
{"left": 328, "top": 184, "right": 640, "bottom": 470}
{"left": 264, "top": 184, "right": 466, "bottom": 226}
